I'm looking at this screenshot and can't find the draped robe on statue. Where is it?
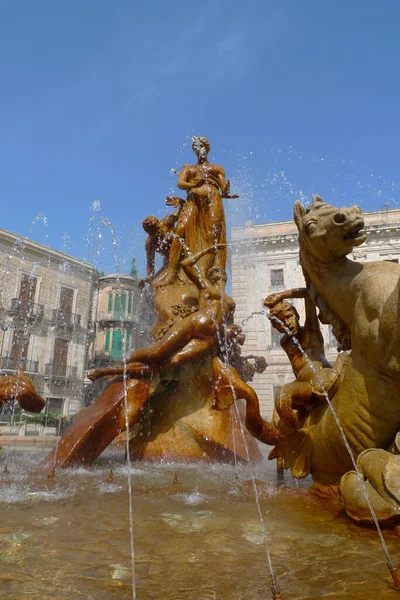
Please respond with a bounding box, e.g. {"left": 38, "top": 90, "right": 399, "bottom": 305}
{"left": 177, "top": 180, "right": 227, "bottom": 280}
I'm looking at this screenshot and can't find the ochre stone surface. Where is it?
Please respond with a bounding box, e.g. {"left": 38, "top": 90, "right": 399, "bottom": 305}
{"left": 0, "top": 371, "right": 45, "bottom": 413}
{"left": 263, "top": 196, "right": 400, "bottom": 523}
{"left": 42, "top": 137, "right": 265, "bottom": 469}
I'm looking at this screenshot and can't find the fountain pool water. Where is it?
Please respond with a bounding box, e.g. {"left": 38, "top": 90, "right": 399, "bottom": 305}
{"left": 1, "top": 446, "right": 399, "bottom": 600}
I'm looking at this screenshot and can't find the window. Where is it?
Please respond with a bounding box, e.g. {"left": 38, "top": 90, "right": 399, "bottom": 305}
{"left": 59, "top": 287, "right": 74, "bottom": 315}
{"left": 105, "top": 329, "right": 129, "bottom": 358}
{"left": 10, "top": 330, "right": 30, "bottom": 369}
{"left": 384, "top": 258, "right": 399, "bottom": 263}
{"left": 46, "top": 397, "right": 64, "bottom": 418}
{"left": 53, "top": 338, "right": 69, "bottom": 376}
{"left": 19, "top": 274, "right": 37, "bottom": 304}
{"left": 114, "top": 293, "right": 127, "bottom": 319}
{"left": 111, "top": 330, "right": 124, "bottom": 360}
{"left": 271, "top": 324, "right": 282, "bottom": 348}
{"left": 328, "top": 326, "right": 337, "bottom": 347}
{"left": 125, "top": 331, "right": 131, "bottom": 352}
{"left": 273, "top": 385, "right": 281, "bottom": 400}
{"left": 107, "top": 292, "right": 128, "bottom": 319}
{"left": 270, "top": 268, "right": 284, "bottom": 287}
{"left": 104, "top": 330, "right": 111, "bottom": 352}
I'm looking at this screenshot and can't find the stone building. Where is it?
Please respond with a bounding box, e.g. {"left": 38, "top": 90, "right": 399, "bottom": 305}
{"left": 0, "top": 228, "right": 95, "bottom": 435}
{"left": 230, "top": 206, "right": 400, "bottom": 419}
{"left": 88, "top": 274, "right": 154, "bottom": 368}
{"left": 84, "top": 273, "right": 154, "bottom": 406}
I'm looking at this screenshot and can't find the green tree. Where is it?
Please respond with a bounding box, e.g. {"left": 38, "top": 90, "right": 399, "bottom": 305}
{"left": 130, "top": 257, "right": 138, "bottom": 279}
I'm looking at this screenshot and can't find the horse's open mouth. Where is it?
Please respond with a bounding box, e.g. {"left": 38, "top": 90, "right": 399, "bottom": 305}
{"left": 344, "top": 223, "right": 365, "bottom": 240}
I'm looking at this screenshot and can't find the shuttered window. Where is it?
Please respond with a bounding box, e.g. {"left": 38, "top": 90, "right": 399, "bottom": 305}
{"left": 19, "top": 274, "right": 37, "bottom": 304}
{"left": 53, "top": 338, "right": 69, "bottom": 376}
{"left": 10, "top": 330, "right": 30, "bottom": 369}
{"left": 104, "top": 330, "right": 110, "bottom": 352}
{"left": 125, "top": 332, "right": 130, "bottom": 352}
{"left": 113, "top": 293, "right": 127, "bottom": 319}
{"left": 59, "top": 287, "right": 74, "bottom": 314}
{"left": 111, "top": 330, "right": 123, "bottom": 360}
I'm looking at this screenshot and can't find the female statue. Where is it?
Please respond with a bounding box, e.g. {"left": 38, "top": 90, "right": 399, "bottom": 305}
{"left": 157, "top": 136, "right": 238, "bottom": 286}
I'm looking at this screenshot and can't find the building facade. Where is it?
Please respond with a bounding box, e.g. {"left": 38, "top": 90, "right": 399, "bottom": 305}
{"left": 230, "top": 207, "right": 400, "bottom": 419}
{"left": 0, "top": 228, "right": 95, "bottom": 435}
{"left": 88, "top": 274, "right": 154, "bottom": 369}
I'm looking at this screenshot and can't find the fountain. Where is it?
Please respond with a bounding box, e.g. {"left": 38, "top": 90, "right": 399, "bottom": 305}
{"left": 0, "top": 370, "right": 45, "bottom": 414}
{"left": 39, "top": 136, "right": 268, "bottom": 469}
{"left": 2, "top": 143, "right": 400, "bottom": 599}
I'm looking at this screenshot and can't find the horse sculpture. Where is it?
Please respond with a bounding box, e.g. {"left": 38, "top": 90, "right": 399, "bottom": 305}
{"left": 260, "top": 195, "right": 400, "bottom": 523}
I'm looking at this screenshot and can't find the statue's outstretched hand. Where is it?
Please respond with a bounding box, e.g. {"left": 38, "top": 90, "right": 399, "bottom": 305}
{"left": 165, "top": 196, "right": 183, "bottom": 208}
{"left": 264, "top": 293, "right": 282, "bottom": 308}
{"left": 138, "top": 277, "right": 151, "bottom": 289}
{"left": 222, "top": 180, "right": 239, "bottom": 199}
{"left": 87, "top": 370, "right": 100, "bottom": 381}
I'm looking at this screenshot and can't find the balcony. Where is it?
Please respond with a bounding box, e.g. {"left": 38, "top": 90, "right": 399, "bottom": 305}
{"left": 51, "top": 309, "right": 81, "bottom": 329}
{"left": 97, "top": 311, "right": 138, "bottom": 326}
{"left": 0, "top": 356, "right": 40, "bottom": 374}
{"left": 44, "top": 362, "right": 78, "bottom": 380}
{"left": 10, "top": 298, "right": 44, "bottom": 320}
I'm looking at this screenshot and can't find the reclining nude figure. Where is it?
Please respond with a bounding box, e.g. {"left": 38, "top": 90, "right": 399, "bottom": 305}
{"left": 264, "top": 288, "right": 345, "bottom": 432}
{"left": 88, "top": 244, "right": 235, "bottom": 381}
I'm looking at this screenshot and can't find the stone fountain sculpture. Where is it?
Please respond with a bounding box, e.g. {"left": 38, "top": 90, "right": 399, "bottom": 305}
{"left": 0, "top": 371, "right": 45, "bottom": 413}
{"left": 234, "top": 195, "right": 400, "bottom": 525}
{"left": 42, "top": 137, "right": 268, "bottom": 470}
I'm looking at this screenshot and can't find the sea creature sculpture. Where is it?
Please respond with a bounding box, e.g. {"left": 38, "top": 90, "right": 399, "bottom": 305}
{"left": 0, "top": 371, "right": 45, "bottom": 413}
{"left": 263, "top": 195, "right": 400, "bottom": 524}
{"left": 340, "top": 440, "right": 400, "bottom": 524}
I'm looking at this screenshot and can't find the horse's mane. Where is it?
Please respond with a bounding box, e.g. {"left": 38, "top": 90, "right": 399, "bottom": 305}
{"left": 296, "top": 197, "right": 352, "bottom": 351}
{"left": 300, "top": 262, "right": 351, "bottom": 352}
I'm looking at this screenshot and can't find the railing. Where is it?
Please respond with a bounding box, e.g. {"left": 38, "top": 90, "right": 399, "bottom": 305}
{"left": 44, "top": 362, "right": 78, "bottom": 379}
{"left": 51, "top": 309, "right": 81, "bottom": 327}
{"left": 97, "top": 311, "right": 138, "bottom": 324}
{"left": 0, "top": 356, "right": 40, "bottom": 373}
{"left": 10, "top": 298, "right": 44, "bottom": 319}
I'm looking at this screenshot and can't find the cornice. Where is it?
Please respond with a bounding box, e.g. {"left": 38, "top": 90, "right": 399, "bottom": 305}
{"left": 0, "top": 227, "right": 95, "bottom": 275}
{"left": 230, "top": 221, "right": 400, "bottom": 256}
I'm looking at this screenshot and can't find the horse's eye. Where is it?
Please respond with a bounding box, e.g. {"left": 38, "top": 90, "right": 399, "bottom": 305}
{"left": 305, "top": 220, "right": 317, "bottom": 234}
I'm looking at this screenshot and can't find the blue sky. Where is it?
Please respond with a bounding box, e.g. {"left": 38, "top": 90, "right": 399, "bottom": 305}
{"left": 1, "top": 1, "right": 399, "bottom": 275}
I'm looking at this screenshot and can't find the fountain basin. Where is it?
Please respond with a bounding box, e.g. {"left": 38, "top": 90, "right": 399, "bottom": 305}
{"left": 1, "top": 447, "right": 399, "bottom": 599}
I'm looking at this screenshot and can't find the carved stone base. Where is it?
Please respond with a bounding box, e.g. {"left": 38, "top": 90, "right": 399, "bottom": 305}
{"left": 128, "top": 360, "right": 261, "bottom": 463}
{"left": 340, "top": 448, "right": 400, "bottom": 524}
{"left": 41, "top": 358, "right": 261, "bottom": 470}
